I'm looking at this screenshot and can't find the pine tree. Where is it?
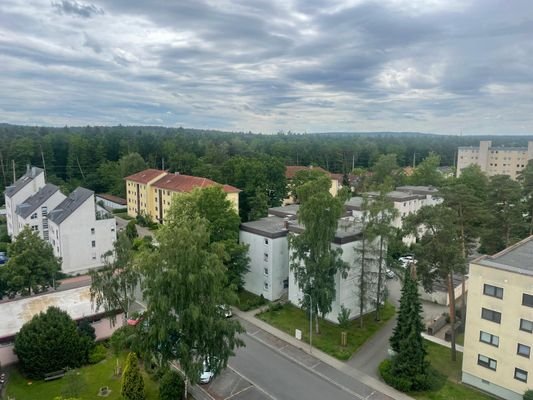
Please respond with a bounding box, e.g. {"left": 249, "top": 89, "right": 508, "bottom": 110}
{"left": 388, "top": 268, "right": 430, "bottom": 391}
{"left": 121, "top": 352, "right": 145, "bottom": 400}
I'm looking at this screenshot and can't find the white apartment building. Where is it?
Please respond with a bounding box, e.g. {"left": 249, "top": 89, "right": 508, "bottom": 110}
{"left": 462, "top": 236, "right": 533, "bottom": 400}
{"left": 344, "top": 186, "right": 441, "bottom": 245}
{"left": 48, "top": 187, "right": 116, "bottom": 275}
{"left": 239, "top": 216, "right": 290, "bottom": 301}
{"left": 14, "top": 184, "right": 66, "bottom": 241}
{"left": 457, "top": 140, "right": 533, "bottom": 180}
{"left": 4, "top": 166, "right": 45, "bottom": 237}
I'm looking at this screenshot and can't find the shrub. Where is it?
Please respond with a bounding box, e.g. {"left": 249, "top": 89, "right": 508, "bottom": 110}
{"left": 0, "top": 242, "right": 7, "bottom": 252}
{"left": 159, "top": 369, "right": 185, "bottom": 400}
{"left": 379, "top": 359, "right": 412, "bottom": 392}
{"left": 268, "top": 302, "right": 284, "bottom": 312}
{"left": 337, "top": 305, "right": 351, "bottom": 329}
{"left": 110, "top": 325, "right": 138, "bottom": 356}
{"left": 121, "top": 352, "right": 145, "bottom": 400}
{"left": 88, "top": 344, "right": 108, "bottom": 364}
{"left": 524, "top": 389, "right": 533, "bottom": 400}
{"left": 112, "top": 208, "right": 128, "bottom": 214}
{"left": 14, "top": 307, "right": 85, "bottom": 378}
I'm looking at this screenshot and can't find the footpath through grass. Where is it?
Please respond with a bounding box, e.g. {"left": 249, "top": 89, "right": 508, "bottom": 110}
{"left": 5, "top": 350, "right": 159, "bottom": 400}
{"left": 410, "top": 341, "right": 495, "bottom": 400}
{"left": 257, "top": 302, "right": 395, "bottom": 360}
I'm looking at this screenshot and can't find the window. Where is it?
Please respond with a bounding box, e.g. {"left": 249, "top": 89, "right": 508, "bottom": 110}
{"left": 481, "top": 308, "right": 501, "bottom": 324}
{"left": 91, "top": 240, "right": 96, "bottom": 248}
{"left": 264, "top": 238, "right": 269, "bottom": 245}
{"left": 264, "top": 267, "right": 269, "bottom": 276}
{"left": 522, "top": 293, "right": 533, "bottom": 308}
{"left": 263, "top": 281, "right": 269, "bottom": 290}
{"left": 31, "top": 225, "right": 38, "bottom": 231}
{"left": 91, "top": 228, "right": 95, "bottom": 235}
{"left": 479, "top": 331, "right": 499, "bottom": 347}
{"left": 483, "top": 284, "right": 503, "bottom": 299}
{"left": 520, "top": 318, "right": 533, "bottom": 332}
{"left": 30, "top": 213, "right": 38, "bottom": 219}
{"left": 264, "top": 253, "right": 269, "bottom": 262}
{"left": 514, "top": 368, "right": 528, "bottom": 383}
{"left": 517, "top": 343, "right": 530, "bottom": 358}
{"left": 477, "top": 354, "right": 497, "bottom": 371}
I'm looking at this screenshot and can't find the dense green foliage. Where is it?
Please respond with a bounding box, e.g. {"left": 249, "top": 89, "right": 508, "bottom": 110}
{"left": 14, "top": 307, "right": 86, "bottom": 378}
{"left": 524, "top": 389, "right": 533, "bottom": 400}
{"left": 289, "top": 174, "right": 347, "bottom": 333}
{"left": 139, "top": 200, "right": 244, "bottom": 383}
{"left": 386, "top": 269, "right": 430, "bottom": 392}
{"left": 0, "top": 226, "right": 61, "bottom": 298}
{"left": 159, "top": 370, "right": 185, "bottom": 400}
{"left": 121, "top": 352, "right": 145, "bottom": 400}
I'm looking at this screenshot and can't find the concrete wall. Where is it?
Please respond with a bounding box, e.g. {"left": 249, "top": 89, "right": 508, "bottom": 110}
{"left": 240, "top": 230, "right": 289, "bottom": 301}
{"left": 50, "top": 195, "right": 116, "bottom": 275}
{"left": 462, "top": 262, "right": 533, "bottom": 398}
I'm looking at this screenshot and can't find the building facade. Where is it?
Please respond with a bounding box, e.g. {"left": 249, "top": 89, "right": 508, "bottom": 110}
{"left": 462, "top": 236, "right": 533, "bottom": 400}
{"left": 4, "top": 166, "right": 46, "bottom": 237}
{"left": 48, "top": 188, "right": 116, "bottom": 275}
{"left": 125, "top": 169, "right": 240, "bottom": 222}
{"left": 14, "top": 184, "right": 66, "bottom": 241}
{"left": 284, "top": 166, "right": 340, "bottom": 205}
{"left": 457, "top": 140, "right": 533, "bottom": 180}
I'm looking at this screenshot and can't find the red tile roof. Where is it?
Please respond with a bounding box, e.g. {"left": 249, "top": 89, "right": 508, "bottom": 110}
{"left": 285, "top": 165, "right": 331, "bottom": 179}
{"left": 153, "top": 173, "right": 240, "bottom": 193}
{"left": 125, "top": 169, "right": 166, "bottom": 184}
{"left": 96, "top": 193, "right": 127, "bottom": 205}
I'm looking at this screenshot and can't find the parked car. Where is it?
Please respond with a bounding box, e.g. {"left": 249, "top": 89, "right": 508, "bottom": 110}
{"left": 217, "top": 304, "right": 232, "bottom": 318}
{"left": 385, "top": 268, "right": 395, "bottom": 279}
{"left": 199, "top": 358, "right": 219, "bottom": 384}
{"left": 0, "top": 253, "right": 8, "bottom": 265}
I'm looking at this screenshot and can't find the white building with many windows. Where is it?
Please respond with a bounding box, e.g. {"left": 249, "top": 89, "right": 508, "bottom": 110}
{"left": 462, "top": 236, "right": 533, "bottom": 400}
{"left": 14, "top": 184, "right": 66, "bottom": 241}
{"left": 48, "top": 187, "right": 116, "bottom": 275}
{"left": 4, "top": 166, "right": 46, "bottom": 237}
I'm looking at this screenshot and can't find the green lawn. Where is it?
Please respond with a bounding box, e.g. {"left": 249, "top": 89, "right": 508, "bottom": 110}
{"left": 257, "top": 302, "right": 395, "bottom": 360}
{"left": 5, "top": 351, "right": 159, "bottom": 400}
{"left": 114, "top": 212, "right": 133, "bottom": 220}
{"left": 411, "top": 341, "right": 495, "bottom": 400}
{"left": 232, "top": 289, "right": 269, "bottom": 311}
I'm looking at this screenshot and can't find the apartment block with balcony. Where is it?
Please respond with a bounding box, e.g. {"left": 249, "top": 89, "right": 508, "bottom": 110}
{"left": 457, "top": 140, "right": 533, "bottom": 180}
{"left": 125, "top": 169, "right": 240, "bottom": 222}
{"left": 462, "top": 236, "right": 533, "bottom": 400}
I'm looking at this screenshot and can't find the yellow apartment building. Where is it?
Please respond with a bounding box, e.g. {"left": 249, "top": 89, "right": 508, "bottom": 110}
{"left": 462, "top": 236, "right": 533, "bottom": 400}
{"left": 283, "top": 165, "right": 340, "bottom": 205}
{"left": 457, "top": 140, "right": 533, "bottom": 180}
{"left": 125, "top": 169, "right": 240, "bottom": 222}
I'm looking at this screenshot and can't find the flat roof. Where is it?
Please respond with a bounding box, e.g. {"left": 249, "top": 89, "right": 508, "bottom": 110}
{"left": 475, "top": 235, "right": 533, "bottom": 276}
{"left": 344, "top": 196, "right": 364, "bottom": 210}
{"left": 268, "top": 204, "right": 299, "bottom": 218}
{"left": 240, "top": 216, "right": 288, "bottom": 238}
{"left": 0, "top": 286, "right": 99, "bottom": 338}
{"left": 396, "top": 185, "right": 439, "bottom": 196}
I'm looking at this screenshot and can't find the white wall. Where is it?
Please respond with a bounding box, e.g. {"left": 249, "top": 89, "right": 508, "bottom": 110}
{"left": 15, "top": 191, "right": 66, "bottom": 241}
{"left": 288, "top": 237, "right": 382, "bottom": 323}
{"left": 240, "top": 230, "right": 289, "bottom": 301}
{"left": 5, "top": 172, "right": 46, "bottom": 237}
{"left": 50, "top": 196, "right": 116, "bottom": 275}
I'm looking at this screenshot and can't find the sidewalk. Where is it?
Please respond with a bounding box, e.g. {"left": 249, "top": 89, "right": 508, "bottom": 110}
{"left": 422, "top": 332, "right": 464, "bottom": 352}
{"left": 234, "top": 307, "right": 414, "bottom": 400}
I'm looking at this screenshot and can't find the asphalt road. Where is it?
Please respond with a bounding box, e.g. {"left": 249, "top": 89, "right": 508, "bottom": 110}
{"left": 227, "top": 333, "right": 386, "bottom": 400}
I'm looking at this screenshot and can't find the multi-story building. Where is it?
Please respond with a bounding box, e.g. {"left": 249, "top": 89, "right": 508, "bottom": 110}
{"left": 457, "top": 140, "right": 533, "bottom": 180}
{"left": 125, "top": 169, "right": 240, "bottom": 222}
{"left": 284, "top": 166, "right": 341, "bottom": 205}
{"left": 462, "top": 236, "right": 533, "bottom": 400}
{"left": 4, "top": 166, "right": 46, "bottom": 237}
{"left": 240, "top": 205, "right": 382, "bottom": 320}
{"left": 48, "top": 187, "right": 116, "bottom": 275}
{"left": 14, "top": 183, "right": 66, "bottom": 241}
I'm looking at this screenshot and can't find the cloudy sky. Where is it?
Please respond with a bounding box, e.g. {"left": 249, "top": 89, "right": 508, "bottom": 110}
{"left": 0, "top": 0, "right": 531, "bottom": 134}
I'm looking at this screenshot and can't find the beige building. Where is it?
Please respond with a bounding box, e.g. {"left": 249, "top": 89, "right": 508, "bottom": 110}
{"left": 456, "top": 140, "right": 533, "bottom": 180}
{"left": 462, "top": 237, "right": 533, "bottom": 400}
{"left": 284, "top": 165, "right": 340, "bottom": 205}
{"left": 125, "top": 169, "right": 240, "bottom": 222}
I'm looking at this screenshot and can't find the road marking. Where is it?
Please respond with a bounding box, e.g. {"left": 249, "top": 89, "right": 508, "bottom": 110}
{"left": 227, "top": 364, "right": 278, "bottom": 400}
{"left": 245, "top": 332, "right": 366, "bottom": 400}
{"left": 364, "top": 391, "right": 376, "bottom": 399}
{"left": 225, "top": 384, "right": 253, "bottom": 400}
{"left": 310, "top": 361, "right": 321, "bottom": 369}
{"left": 248, "top": 329, "right": 260, "bottom": 336}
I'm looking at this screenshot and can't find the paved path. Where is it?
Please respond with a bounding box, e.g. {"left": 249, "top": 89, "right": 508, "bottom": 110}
{"left": 115, "top": 215, "right": 154, "bottom": 238}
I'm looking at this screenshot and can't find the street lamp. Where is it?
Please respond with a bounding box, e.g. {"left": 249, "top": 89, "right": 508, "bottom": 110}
{"left": 303, "top": 293, "right": 312, "bottom": 353}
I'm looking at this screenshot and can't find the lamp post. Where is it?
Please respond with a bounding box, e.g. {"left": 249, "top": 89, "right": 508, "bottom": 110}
{"left": 303, "top": 293, "right": 312, "bottom": 353}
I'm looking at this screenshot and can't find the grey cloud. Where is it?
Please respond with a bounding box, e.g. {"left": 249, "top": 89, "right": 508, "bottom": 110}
{"left": 52, "top": 0, "right": 104, "bottom": 18}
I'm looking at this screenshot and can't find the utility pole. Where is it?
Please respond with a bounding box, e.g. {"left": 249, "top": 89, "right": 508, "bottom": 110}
{"left": 12, "top": 160, "right": 16, "bottom": 184}
{"left": 0, "top": 150, "right": 6, "bottom": 186}
{"left": 40, "top": 145, "right": 47, "bottom": 178}
{"left": 352, "top": 154, "right": 355, "bottom": 171}
{"left": 76, "top": 157, "right": 86, "bottom": 181}
{"left": 412, "top": 153, "right": 416, "bottom": 168}
{"left": 162, "top": 157, "right": 165, "bottom": 170}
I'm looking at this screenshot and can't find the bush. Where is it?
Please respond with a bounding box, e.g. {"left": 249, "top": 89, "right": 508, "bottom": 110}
{"left": 112, "top": 208, "right": 128, "bottom": 214}
{"left": 14, "top": 307, "right": 85, "bottom": 378}
{"left": 524, "top": 389, "right": 533, "bottom": 400}
{"left": 88, "top": 344, "right": 108, "bottom": 364}
{"left": 121, "top": 352, "right": 145, "bottom": 400}
{"left": 0, "top": 242, "right": 7, "bottom": 252}
{"left": 110, "top": 325, "right": 138, "bottom": 356}
{"left": 379, "top": 359, "right": 412, "bottom": 392}
{"left": 238, "top": 292, "right": 268, "bottom": 311}
{"left": 159, "top": 369, "right": 185, "bottom": 400}
{"left": 337, "top": 305, "right": 351, "bottom": 329}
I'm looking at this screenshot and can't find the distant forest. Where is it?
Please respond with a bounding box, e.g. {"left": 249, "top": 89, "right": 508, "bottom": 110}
{"left": 1, "top": 123, "right": 532, "bottom": 207}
